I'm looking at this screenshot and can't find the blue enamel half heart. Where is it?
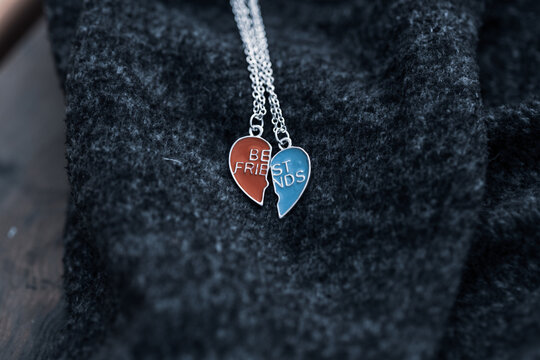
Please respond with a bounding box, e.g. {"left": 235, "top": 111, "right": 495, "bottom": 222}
{"left": 270, "top": 147, "right": 311, "bottom": 218}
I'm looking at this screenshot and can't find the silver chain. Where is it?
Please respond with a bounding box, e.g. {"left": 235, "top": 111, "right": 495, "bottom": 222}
{"left": 231, "top": 0, "right": 292, "bottom": 149}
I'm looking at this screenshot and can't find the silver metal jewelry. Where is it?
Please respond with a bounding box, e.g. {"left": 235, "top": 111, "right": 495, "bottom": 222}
{"left": 229, "top": 0, "right": 311, "bottom": 218}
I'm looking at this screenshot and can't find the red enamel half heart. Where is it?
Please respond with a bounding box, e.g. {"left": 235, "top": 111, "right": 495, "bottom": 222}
{"left": 229, "top": 136, "right": 272, "bottom": 205}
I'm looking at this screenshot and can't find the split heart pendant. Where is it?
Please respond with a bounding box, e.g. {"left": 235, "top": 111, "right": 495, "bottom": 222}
{"left": 270, "top": 146, "right": 311, "bottom": 218}
{"left": 229, "top": 136, "right": 272, "bottom": 205}
{"left": 229, "top": 136, "right": 311, "bottom": 218}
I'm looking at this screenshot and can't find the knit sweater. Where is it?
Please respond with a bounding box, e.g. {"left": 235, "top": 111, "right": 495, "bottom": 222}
{"left": 45, "top": 0, "right": 540, "bottom": 358}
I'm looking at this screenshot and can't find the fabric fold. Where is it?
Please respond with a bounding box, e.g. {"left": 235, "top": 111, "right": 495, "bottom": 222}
{"left": 44, "top": 0, "right": 539, "bottom": 359}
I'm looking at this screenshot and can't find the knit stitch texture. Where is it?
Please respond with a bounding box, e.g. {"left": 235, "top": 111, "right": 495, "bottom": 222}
{"left": 44, "top": 0, "right": 540, "bottom": 359}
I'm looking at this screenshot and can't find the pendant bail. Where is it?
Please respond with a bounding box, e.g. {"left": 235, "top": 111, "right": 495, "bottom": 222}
{"left": 249, "top": 113, "right": 264, "bottom": 137}
{"left": 249, "top": 124, "right": 264, "bottom": 137}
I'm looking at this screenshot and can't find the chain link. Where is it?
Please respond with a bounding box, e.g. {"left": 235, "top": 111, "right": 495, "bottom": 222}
{"left": 231, "top": 0, "right": 266, "bottom": 137}
{"left": 231, "top": 0, "right": 292, "bottom": 149}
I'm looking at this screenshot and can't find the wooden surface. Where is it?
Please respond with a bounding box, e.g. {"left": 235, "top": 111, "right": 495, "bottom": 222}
{"left": 0, "top": 19, "right": 67, "bottom": 359}
{"left": 0, "top": 0, "right": 42, "bottom": 58}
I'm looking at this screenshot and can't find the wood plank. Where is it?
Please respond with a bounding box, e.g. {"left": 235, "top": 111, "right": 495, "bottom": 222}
{"left": 0, "top": 19, "right": 67, "bottom": 360}
{"left": 0, "top": 0, "right": 42, "bottom": 59}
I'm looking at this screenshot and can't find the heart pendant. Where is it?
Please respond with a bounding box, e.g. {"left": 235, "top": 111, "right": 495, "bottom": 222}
{"left": 270, "top": 147, "right": 311, "bottom": 218}
{"left": 229, "top": 136, "right": 272, "bottom": 205}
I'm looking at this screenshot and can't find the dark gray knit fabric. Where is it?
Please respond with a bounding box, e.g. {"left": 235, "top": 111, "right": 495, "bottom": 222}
{"left": 44, "top": 0, "right": 539, "bottom": 359}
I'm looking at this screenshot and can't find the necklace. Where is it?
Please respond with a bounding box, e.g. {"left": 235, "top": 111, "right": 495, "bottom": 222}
{"left": 228, "top": 0, "right": 311, "bottom": 218}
